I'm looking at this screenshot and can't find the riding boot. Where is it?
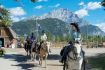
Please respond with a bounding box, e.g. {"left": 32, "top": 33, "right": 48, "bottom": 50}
{"left": 60, "top": 53, "right": 67, "bottom": 63}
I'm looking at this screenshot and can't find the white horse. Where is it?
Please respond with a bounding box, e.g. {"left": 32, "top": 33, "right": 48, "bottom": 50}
{"left": 63, "top": 42, "right": 85, "bottom": 70}
{"left": 46, "top": 41, "right": 52, "bottom": 53}
{"left": 74, "top": 43, "right": 84, "bottom": 70}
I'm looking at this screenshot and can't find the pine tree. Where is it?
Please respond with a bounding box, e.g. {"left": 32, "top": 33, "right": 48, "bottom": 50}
{"left": 0, "top": 7, "right": 12, "bottom": 27}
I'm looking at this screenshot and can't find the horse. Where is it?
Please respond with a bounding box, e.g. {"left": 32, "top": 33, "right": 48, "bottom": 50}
{"left": 31, "top": 41, "right": 40, "bottom": 61}
{"left": 63, "top": 42, "right": 86, "bottom": 70}
{"left": 46, "top": 41, "right": 52, "bottom": 54}
{"left": 24, "top": 40, "right": 32, "bottom": 56}
{"left": 38, "top": 41, "right": 49, "bottom": 67}
{"left": 30, "top": 41, "right": 50, "bottom": 67}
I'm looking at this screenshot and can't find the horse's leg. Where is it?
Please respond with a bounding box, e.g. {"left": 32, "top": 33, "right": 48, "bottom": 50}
{"left": 39, "top": 56, "right": 41, "bottom": 65}
{"left": 29, "top": 48, "right": 31, "bottom": 56}
{"left": 79, "top": 58, "right": 82, "bottom": 70}
{"left": 31, "top": 52, "right": 33, "bottom": 61}
{"left": 39, "top": 57, "right": 42, "bottom": 66}
{"left": 45, "top": 56, "right": 47, "bottom": 68}
{"left": 26, "top": 51, "right": 28, "bottom": 56}
{"left": 40, "top": 57, "right": 43, "bottom": 67}
{"left": 27, "top": 49, "right": 28, "bottom": 56}
{"left": 26, "top": 47, "right": 28, "bottom": 56}
{"left": 33, "top": 52, "right": 36, "bottom": 62}
{"left": 41, "top": 58, "right": 43, "bottom": 67}
{"left": 81, "top": 59, "right": 86, "bottom": 70}
{"left": 63, "top": 61, "right": 66, "bottom": 70}
{"left": 45, "top": 54, "right": 48, "bottom": 68}
{"left": 31, "top": 52, "right": 35, "bottom": 61}
{"left": 27, "top": 47, "right": 30, "bottom": 56}
{"left": 28, "top": 49, "right": 30, "bottom": 56}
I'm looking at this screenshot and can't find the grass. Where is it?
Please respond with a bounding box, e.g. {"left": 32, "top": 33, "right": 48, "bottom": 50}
{"left": 88, "top": 54, "right": 105, "bottom": 70}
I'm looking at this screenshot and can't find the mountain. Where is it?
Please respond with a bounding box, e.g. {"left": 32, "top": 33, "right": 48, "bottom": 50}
{"left": 12, "top": 18, "right": 69, "bottom": 36}
{"left": 12, "top": 18, "right": 105, "bottom": 36}
{"left": 80, "top": 25, "right": 105, "bottom": 36}
{"left": 12, "top": 8, "right": 105, "bottom": 36}
{"left": 27, "top": 8, "right": 89, "bottom": 27}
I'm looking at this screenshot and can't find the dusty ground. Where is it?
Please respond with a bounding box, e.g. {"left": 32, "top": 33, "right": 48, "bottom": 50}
{"left": 0, "top": 47, "right": 105, "bottom": 70}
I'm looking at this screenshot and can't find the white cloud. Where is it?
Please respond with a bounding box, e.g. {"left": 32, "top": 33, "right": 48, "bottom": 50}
{"left": 0, "top": 5, "right": 4, "bottom": 8}
{"left": 79, "top": 2, "right": 84, "bottom": 6}
{"left": 79, "top": 2, "right": 102, "bottom": 10}
{"left": 76, "top": 1, "right": 102, "bottom": 18}
{"left": 87, "top": 2, "right": 102, "bottom": 10}
{"left": 10, "top": 16, "right": 26, "bottom": 22}
{"left": 55, "top": 3, "right": 60, "bottom": 7}
{"left": 9, "top": 7, "right": 26, "bottom": 16}
{"left": 95, "top": 23, "right": 105, "bottom": 32}
{"left": 49, "top": 3, "right": 60, "bottom": 8}
{"left": 75, "top": 9, "right": 88, "bottom": 18}
{"left": 10, "top": 16, "right": 20, "bottom": 22}
{"left": 38, "top": 0, "right": 48, "bottom": 2}
{"left": 35, "top": 5, "right": 43, "bottom": 9}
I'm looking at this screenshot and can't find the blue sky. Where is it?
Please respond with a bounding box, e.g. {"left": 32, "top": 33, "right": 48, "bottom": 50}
{"left": 0, "top": 0, "right": 105, "bottom": 31}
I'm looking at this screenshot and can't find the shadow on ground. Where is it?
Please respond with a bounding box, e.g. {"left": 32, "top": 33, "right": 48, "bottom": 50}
{"left": 1, "top": 54, "right": 36, "bottom": 70}
{"left": 1, "top": 53, "right": 62, "bottom": 69}
{"left": 47, "top": 54, "right": 61, "bottom": 60}
{"left": 3, "top": 54, "right": 31, "bottom": 62}
{"left": 88, "top": 53, "right": 105, "bottom": 70}
{"left": 11, "top": 63, "right": 36, "bottom": 70}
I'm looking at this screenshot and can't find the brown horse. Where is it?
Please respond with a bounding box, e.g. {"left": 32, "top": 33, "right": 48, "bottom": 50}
{"left": 30, "top": 41, "right": 49, "bottom": 67}
{"left": 38, "top": 41, "right": 48, "bottom": 67}
{"left": 24, "top": 41, "right": 32, "bottom": 56}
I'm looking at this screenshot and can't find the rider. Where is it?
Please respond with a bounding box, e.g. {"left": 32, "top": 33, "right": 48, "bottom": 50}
{"left": 38, "top": 30, "right": 48, "bottom": 51}
{"left": 30, "top": 32, "right": 36, "bottom": 43}
{"left": 60, "top": 22, "right": 82, "bottom": 63}
{"left": 40, "top": 30, "right": 47, "bottom": 44}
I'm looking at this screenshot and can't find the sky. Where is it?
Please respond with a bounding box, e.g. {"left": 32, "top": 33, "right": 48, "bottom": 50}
{"left": 0, "top": 0, "right": 105, "bottom": 31}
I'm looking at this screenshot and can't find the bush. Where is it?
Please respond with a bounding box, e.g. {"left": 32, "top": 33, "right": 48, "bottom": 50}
{"left": 0, "top": 48, "right": 5, "bottom": 56}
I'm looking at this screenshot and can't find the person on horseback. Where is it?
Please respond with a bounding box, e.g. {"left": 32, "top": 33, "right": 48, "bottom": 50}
{"left": 38, "top": 30, "right": 48, "bottom": 51}
{"left": 60, "top": 22, "right": 82, "bottom": 63}
{"left": 30, "top": 32, "right": 36, "bottom": 44}
{"left": 40, "top": 30, "right": 47, "bottom": 44}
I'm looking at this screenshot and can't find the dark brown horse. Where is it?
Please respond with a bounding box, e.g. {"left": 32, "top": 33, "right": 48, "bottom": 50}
{"left": 24, "top": 40, "right": 32, "bottom": 56}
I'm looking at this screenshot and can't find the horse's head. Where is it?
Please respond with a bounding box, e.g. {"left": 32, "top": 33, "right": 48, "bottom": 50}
{"left": 74, "top": 43, "right": 82, "bottom": 57}
{"left": 46, "top": 41, "right": 51, "bottom": 47}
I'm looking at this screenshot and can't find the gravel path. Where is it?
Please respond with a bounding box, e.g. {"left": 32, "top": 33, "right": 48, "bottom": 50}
{"left": 0, "top": 47, "right": 105, "bottom": 70}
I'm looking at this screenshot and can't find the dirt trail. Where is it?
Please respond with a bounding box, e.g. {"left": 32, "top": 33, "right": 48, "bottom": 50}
{"left": 0, "top": 48, "right": 105, "bottom": 70}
